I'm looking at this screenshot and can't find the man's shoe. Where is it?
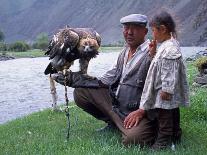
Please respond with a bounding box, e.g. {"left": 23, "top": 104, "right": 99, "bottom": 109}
{"left": 96, "top": 123, "right": 117, "bottom": 132}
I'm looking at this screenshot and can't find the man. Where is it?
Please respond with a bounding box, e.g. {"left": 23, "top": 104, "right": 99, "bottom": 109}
{"left": 53, "top": 14, "right": 156, "bottom": 146}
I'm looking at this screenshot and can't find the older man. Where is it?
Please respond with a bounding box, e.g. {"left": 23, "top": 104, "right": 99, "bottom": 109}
{"left": 53, "top": 14, "right": 156, "bottom": 146}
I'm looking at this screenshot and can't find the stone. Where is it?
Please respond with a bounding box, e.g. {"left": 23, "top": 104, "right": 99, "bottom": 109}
{"left": 194, "top": 74, "right": 207, "bottom": 84}
{"left": 201, "top": 84, "right": 207, "bottom": 88}
{"left": 192, "top": 82, "right": 203, "bottom": 87}
{"left": 0, "top": 55, "right": 15, "bottom": 61}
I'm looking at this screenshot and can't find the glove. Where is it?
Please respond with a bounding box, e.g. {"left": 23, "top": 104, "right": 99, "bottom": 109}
{"left": 51, "top": 71, "right": 108, "bottom": 88}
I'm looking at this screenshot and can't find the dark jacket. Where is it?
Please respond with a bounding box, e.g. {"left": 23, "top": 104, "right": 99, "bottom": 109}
{"left": 100, "top": 46, "right": 152, "bottom": 118}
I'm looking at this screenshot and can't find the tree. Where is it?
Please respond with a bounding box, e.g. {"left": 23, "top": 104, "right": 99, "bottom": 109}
{"left": 0, "top": 42, "right": 7, "bottom": 51}
{"left": 0, "top": 29, "right": 5, "bottom": 42}
{"left": 9, "top": 41, "right": 30, "bottom": 52}
{"left": 33, "top": 32, "right": 49, "bottom": 50}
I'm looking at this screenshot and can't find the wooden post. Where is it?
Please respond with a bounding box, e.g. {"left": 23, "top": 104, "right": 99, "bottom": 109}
{"left": 49, "top": 75, "right": 58, "bottom": 111}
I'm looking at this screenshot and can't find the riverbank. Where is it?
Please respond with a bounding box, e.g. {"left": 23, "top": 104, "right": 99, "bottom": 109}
{"left": 0, "top": 47, "right": 123, "bottom": 61}
{"left": 0, "top": 49, "right": 45, "bottom": 59}
{"left": 0, "top": 47, "right": 206, "bottom": 124}
{"left": 1, "top": 46, "right": 206, "bottom": 61}
{"left": 0, "top": 63, "right": 207, "bottom": 154}
{"left": 0, "top": 53, "right": 119, "bottom": 124}
{"left": 0, "top": 54, "right": 15, "bottom": 61}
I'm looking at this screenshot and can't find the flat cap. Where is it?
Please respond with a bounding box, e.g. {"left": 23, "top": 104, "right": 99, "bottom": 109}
{"left": 120, "top": 14, "right": 148, "bottom": 26}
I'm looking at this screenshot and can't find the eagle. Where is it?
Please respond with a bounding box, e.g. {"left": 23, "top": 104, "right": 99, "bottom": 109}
{"left": 44, "top": 27, "right": 101, "bottom": 75}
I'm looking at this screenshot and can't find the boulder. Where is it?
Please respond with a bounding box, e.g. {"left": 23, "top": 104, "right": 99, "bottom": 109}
{"left": 0, "top": 55, "right": 15, "bottom": 61}
{"left": 204, "top": 69, "right": 207, "bottom": 74}
{"left": 194, "top": 74, "right": 207, "bottom": 84}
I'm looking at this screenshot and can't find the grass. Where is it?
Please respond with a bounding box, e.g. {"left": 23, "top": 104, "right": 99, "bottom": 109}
{"left": 0, "top": 47, "right": 122, "bottom": 59}
{"left": 0, "top": 63, "right": 207, "bottom": 155}
{"left": 0, "top": 49, "right": 45, "bottom": 58}
{"left": 100, "top": 46, "right": 123, "bottom": 52}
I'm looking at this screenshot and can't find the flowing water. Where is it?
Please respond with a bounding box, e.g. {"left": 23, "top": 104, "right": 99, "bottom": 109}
{"left": 0, "top": 47, "right": 206, "bottom": 124}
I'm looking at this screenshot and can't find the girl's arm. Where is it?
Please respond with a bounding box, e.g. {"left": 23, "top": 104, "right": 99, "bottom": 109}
{"left": 161, "top": 58, "right": 180, "bottom": 95}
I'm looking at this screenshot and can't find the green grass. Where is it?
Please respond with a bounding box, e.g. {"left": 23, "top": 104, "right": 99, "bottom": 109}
{"left": 0, "top": 63, "right": 207, "bottom": 155}
{"left": 100, "top": 46, "right": 123, "bottom": 53}
{"left": 0, "top": 47, "right": 122, "bottom": 59}
{"left": 0, "top": 49, "right": 45, "bottom": 58}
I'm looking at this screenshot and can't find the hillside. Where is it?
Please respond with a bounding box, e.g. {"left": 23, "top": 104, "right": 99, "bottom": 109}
{"left": 0, "top": 0, "right": 207, "bottom": 46}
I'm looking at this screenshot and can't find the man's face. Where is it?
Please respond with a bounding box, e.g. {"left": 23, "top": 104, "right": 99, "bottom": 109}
{"left": 123, "top": 23, "right": 147, "bottom": 48}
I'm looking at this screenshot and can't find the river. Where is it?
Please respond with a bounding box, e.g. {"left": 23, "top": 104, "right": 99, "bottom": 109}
{"left": 0, "top": 47, "right": 206, "bottom": 124}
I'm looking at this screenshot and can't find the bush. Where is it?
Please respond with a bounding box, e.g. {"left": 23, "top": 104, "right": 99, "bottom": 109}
{"left": 194, "top": 56, "right": 207, "bottom": 73}
{"left": 0, "top": 30, "right": 5, "bottom": 42}
{"left": 33, "top": 33, "right": 49, "bottom": 50}
{"left": 9, "top": 41, "right": 30, "bottom": 52}
{"left": 0, "top": 42, "right": 7, "bottom": 51}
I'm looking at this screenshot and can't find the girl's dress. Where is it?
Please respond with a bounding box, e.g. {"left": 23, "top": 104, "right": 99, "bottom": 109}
{"left": 140, "top": 37, "right": 189, "bottom": 110}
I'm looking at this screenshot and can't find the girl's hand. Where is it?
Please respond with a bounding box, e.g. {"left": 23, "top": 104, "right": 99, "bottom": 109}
{"left": 149, "top": 40, "right": 157, "bottom": 58}
{"left": 160, "top": 91, "right": 172, "bottom": 100}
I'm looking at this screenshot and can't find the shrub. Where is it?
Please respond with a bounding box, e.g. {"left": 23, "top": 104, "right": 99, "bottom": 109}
{"left": 9, "top": 41, "right": 30, "bottom": 52}
{"left": 0, "top": 42, "right": 7, "bottom": 51}
{"left": 194, "top": 56, "right": 207, "bottom": 72}
{"left": 0, "top": 30, "right": 5, "bottom": 42}
{"left": 33, "top": 33, "right": 49, "bottom": 50}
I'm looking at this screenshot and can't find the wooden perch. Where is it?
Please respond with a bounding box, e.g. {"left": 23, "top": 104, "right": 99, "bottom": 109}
{"left": 49, "top": 76, "right": 58, "bottom": 111}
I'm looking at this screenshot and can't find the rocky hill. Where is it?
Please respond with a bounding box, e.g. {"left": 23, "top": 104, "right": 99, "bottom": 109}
{"left": 0, "top": 0, "right": 207, "bottom": 46}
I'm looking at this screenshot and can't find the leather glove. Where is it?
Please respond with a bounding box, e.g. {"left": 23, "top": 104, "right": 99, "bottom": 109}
{"left": 51, "top": 71, "right": 108, "bottom": 88}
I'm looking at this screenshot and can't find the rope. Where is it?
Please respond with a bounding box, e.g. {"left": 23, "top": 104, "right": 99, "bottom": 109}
{"left": 63, "top": 69, "right": 70, "bottom": 140}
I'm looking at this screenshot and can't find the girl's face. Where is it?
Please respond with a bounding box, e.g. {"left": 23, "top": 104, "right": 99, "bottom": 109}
{"left": 151, "top": 25, "right": 170, "bottom": 43}
{"left": 151, "top": 26, "right": 163, "bottom": 43}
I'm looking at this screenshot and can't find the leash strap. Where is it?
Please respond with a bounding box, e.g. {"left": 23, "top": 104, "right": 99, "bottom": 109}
{"left": 64, "top": 70, "right": 70, "bottom": 140}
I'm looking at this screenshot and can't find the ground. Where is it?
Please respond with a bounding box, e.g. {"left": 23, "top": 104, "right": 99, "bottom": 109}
{"left": 0, "top": 63, "right": 206, "bottom": 155}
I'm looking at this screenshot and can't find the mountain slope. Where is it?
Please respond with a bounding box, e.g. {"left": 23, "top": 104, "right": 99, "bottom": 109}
{"left": 0, "top": 0, "right": 206, "bottom": 46}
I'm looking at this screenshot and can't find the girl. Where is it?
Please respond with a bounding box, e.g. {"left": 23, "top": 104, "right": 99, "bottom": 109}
{"left": 139, "top": 11, "right": 190, "bottom": 150}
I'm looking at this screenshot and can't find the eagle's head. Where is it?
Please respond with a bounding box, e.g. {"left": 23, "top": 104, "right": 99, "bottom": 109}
{"left": 77, "top": 37, "right": 99, "bottom": 56}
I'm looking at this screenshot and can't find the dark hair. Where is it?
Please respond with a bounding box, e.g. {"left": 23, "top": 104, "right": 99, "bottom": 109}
{"left": 149, "top": 11, "right": 177, "bottom": 38}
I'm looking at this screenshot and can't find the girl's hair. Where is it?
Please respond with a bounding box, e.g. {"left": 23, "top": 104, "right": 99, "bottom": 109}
{"left": 149, "top": 11, "right": 177, "bottom": 38}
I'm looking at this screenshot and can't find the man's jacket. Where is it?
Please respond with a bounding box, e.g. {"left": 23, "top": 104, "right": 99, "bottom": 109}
{"left": 99, "top": 44, "right": 152, "bottom": 118}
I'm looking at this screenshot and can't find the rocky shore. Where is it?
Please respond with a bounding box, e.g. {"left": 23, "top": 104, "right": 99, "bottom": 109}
{"left": 0, "top": 55, "right": 15, "bottom": 61}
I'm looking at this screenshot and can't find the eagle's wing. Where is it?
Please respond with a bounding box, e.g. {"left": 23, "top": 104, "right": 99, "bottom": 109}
{"left": 44, "top": 27, "right": 101, "bottom": 75}
{"left": 45, "top": 28, "right": 80, "bottom": 60}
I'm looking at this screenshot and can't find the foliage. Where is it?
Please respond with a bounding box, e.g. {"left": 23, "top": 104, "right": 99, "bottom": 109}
{"left": 194, "top": 56, "right": 207, "bottom": 71}
{"left": 100, "top": 46, "right": 123, "bottom": 52}
{"left": 102, "top": 40, "right": 125, "bottom": 47}
{"left": 0, "top": 50, "right": 7, "bottom": 56}
{"left": 3, "top": 46, "right": 122, "bottom": 58}
{"left": 4, "top": 49, "right": 45, "bottom": 58}
{"left": 9, "top": 41, "right": 30, "bottom": 52}
{"left": 0, "top": 29, "right": 5, "bottom": 42}
{"left": 33, "top": 32, "right": 49, "bottom": 50}
{"left": 0, "top": 42, "right": 7, "bottom": 51}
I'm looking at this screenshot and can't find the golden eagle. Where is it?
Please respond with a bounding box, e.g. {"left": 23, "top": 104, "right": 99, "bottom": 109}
{"left": 44, "top": 27, "right": 101, "bottom": 75}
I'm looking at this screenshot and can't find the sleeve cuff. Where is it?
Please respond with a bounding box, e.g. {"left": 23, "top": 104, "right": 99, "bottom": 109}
{"left": 162, "top": 88, "right": 174, "bottom": 94}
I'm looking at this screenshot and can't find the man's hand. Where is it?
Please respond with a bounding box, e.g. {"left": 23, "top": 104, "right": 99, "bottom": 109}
{"left": 149, "top": 40, "right": 157, "bottom": 58}
{"left": 51, "top": 72, "right": 69, "bottom": 86}
{"left": 51, "top": 71, "right": 107, "bottom": 88}
{"left": 124, "top": 109, "right": 145, "bottom": 129}
{"left": 160, "top": 91, "right": 172, "bottom": 100}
